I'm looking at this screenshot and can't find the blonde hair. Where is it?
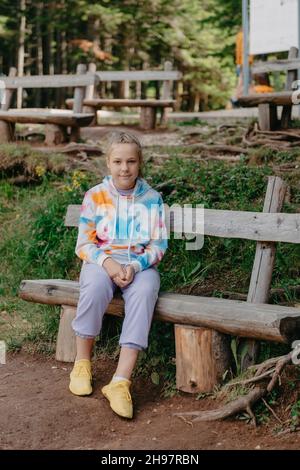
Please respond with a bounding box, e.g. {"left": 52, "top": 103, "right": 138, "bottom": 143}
{"left": 106, "top": 131, "right": 143, "bottom": 177}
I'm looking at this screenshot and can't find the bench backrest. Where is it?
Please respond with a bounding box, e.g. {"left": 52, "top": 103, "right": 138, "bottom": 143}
{"left": 0, "top": 73, "right": 98, "bottom": 89}
{"left": 65, "top": 201, "right": 300, "bottom": 243}
{"left": 93, "top": 61, "right": 181, "bottom": 101}
{"left": 96, "top": 70, "right": 182, "bottom": 82}
{"left": 252, "top": 46, "right": 299, "bottom": 88}
{"left": 0, "top": 63, "right": 99, "bottom": 112}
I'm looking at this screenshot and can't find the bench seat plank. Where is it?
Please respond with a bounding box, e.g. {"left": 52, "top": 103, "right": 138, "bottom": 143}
{"left": 238, "top": 92, "right": 294, "bottom": 107}
{"left": 66, "top": 98, "right": 175, "bottom": 109}
{"left": 19, "top": 279, "right": 300, "bottom": 343}
{"left": 0, "top": 109, "right": 95, "bottom": 127}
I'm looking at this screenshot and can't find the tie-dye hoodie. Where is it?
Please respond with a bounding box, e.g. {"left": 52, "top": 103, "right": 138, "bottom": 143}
{"left": 75, "top": 176, "right": 168, "bottom": 272}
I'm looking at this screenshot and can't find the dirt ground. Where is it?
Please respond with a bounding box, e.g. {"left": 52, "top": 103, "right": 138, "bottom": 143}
{"left": 1, "top": 352, "right": 300, "bottom": 451}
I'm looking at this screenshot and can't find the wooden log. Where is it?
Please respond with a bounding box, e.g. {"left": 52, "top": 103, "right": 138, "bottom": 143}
{"left": 140, "top": 106, "right": 156, "bottom": 130}
{"left": 56, "top": 305, "right": 77, "bottom": 362}
{"left": 0, "top": 121, "right": 14, "bottom": 143}
{"left": 64, "top": 204, "right": 300, "bottom": 244}
{"left": 258, "top": 103, "right": 278, "bottom": 131}
{"left": 175, "top": 324, "right": 232, "bottom": 393}
{"left": 45, "top": 124, "right": 67, "bottom": 145}
{"left": 240, "top": 176, "right": 287, "bottom": 370}
{"left": 281, "top": 47, "right": 298, "bottom": 129}
{"left": 18, "top": 280, "right": 300, "bottom": 344}
{"left": 238, "top": 92, "right": 294, "bottom": 107}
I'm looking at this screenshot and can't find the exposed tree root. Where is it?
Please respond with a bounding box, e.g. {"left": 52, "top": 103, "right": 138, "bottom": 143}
{"left": 173, "top": 351, "right": 293, "bottom": 425}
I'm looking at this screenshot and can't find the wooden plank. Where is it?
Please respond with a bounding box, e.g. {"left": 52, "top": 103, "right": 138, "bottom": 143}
{"left": 252, "top": 58, "right": 300, "bottom": 74}
{"left": 0, "top": 73, "right": 99, "bottom": 89}
{"left": 64, "top": 205, "right": 300, "bottom": 244}
{"left": 281, "top": 47, "right": 298, "bottom": 128}
{"left": 19, "top": 279, "right": 300, "bottom": 343}
{"left": 0, "top": 110, "right": 94, "bottom": 127}
{"left": 96, "top": 71, "right": 182, "bottom": 81}
{"left": 240, "top": 176, "right": 287, "bottom": 370}
{"left": 238, "top": 92, "right": 294, "bottom": 107}
{"left": 66, "top": 98, "right": 175, "bottom": 109}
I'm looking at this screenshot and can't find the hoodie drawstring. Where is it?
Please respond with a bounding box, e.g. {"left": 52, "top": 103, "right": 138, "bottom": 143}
{"left": 127, "top": 195, "right": 135, "bottom": 263}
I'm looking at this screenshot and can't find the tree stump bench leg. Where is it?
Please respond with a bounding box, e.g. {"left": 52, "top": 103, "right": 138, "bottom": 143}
{"left": 56, "top": 304, "right": 77, "bottom": 362}
{"left": 0, "top": 121, "right": 15, "bottom": 143}
{"left": 45, "top": 124, "right": 67, "bottom": 145}
{"left": 258, "top": 103, "right": 278, "bottom": 131}
{"left": 175, "top": 324, "right": 232, "bottom": 393}
{"left": 140, "top": 107, "right": 157, "bottom": 130}
{"left": 70, "top": 126, "right": 80, "bottom": 143}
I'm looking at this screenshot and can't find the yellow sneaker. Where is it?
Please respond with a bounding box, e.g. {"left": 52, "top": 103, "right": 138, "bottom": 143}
{"left": 101, "top": 379, "right": 133, "bottom": 419}
{"left": 69, "top": 359, "right": 92, "bottom": 396}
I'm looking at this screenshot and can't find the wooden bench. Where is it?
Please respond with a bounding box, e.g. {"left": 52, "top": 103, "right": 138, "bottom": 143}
{"left": 238, "top": 47, "right": 300, "bottom": 131}
{"left": 19, "top": 176, "right": 300, "bottom": 393}
{"left": 0, "top": 64, "right": 99, "bottom": 145}
{"left": 66, "top": 62, "right": 182, "bottom": 130}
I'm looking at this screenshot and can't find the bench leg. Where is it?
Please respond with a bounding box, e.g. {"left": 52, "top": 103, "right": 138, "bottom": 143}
{"left": 140, "top": 107, "right": 156, "bottom": 130}
{"left": 0, "top": 121, "right": 15, "bottom": 143}
{"left": 56, "top": 305, "right": 77, "bottom": 362}
{"left": 258, "top": 103, "right": 278, "bottom": 131}
{"left": 174, "top": 324, "right": 232, "bottom": 393}
{"left": 45, "top": 124, "right": 67, "bottom": 146}
{"left": 70, "top": 126, "right": 80, "bottom": 143}
{"left": 160, "top": 107, "right": 171, "bottom": 127}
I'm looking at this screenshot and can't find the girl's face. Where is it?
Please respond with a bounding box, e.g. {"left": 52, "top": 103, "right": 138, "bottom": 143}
{"left": 106, "top": 143, "right": 140, "bottom": 190}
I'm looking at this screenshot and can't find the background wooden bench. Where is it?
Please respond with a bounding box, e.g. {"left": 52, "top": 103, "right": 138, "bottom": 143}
{"left": 0, "top": 64, "right": 99, "bottom": 145}
{"left": 19, "top": 176, "right": 300, "bottom": 393}
{"left": 238, "top": 47, "right": 300, "bottom": 131}
{"left": 66, "top": 62, "right": 182, "bottom": 130}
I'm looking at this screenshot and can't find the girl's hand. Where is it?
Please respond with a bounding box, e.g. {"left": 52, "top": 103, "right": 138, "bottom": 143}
{"left": 124, "top": 265, "right": 135, "bottom": 285}
{"left": 113, "top": 265, "right": 135, "bottom": 288}
{"left": 103, "top": 258, "right": 126, "bottom": 281}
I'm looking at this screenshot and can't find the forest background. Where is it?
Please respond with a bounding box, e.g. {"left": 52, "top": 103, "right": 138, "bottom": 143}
{"left": 0, "top": 0, "right": 240, "bottom": 111}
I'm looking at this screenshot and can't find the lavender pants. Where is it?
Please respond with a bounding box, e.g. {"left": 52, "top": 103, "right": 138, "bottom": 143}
{"left": 72, "top": 262, "right": 160, "bottom": 350}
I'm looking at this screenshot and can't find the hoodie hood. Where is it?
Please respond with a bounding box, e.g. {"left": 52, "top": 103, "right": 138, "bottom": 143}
{"left": 102, "top": 175, "right": 151, "bottom": 198}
